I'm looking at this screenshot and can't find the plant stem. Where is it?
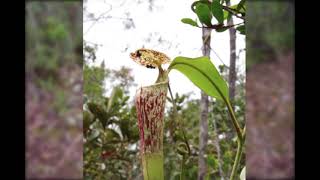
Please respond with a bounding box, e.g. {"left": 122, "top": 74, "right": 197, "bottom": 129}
{"left": 229, "top": 138, "right": 244, "bottom": 180}
{"left": 225, "top": 100, "right": 243, "bottom": 142}
{"left": 223, "top": 99, "right": 244, "bottom": 180}
{"left": 242, "top": 125, "right": 246, "bottom": 139}
{"left": 180, "top": 155, "right": 185, "bottom": 180}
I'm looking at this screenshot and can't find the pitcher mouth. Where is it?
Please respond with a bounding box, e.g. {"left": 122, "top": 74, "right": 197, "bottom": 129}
{"left": 135, "top": 80, "right": 169, "bottom": 92}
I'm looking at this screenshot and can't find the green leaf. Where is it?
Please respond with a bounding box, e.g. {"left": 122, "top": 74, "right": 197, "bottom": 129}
{"left": 229, "top": 3, "right": 245, "bottom": 14}
{"left": 237, "top": 0, "right": 246, "bottom": 12}
{"left": 88, "top": 129, "right": 100, "bottom": 141}
{"left": 240, "top": 166, "right": 246, "bottom": 180}
{"left": 223, "top": 10, "right": 228, "bottom": 19}
{"left": 195, "top": 3, "right": 212, "bottom": 27}
{"left": 181, "top": 18, "right": 198, "bottom": 27}
{"left": 102, "top": 144, "right": 117, "bottom": 152}
{"left": 236, "top": 25, "right": 245, "bottom": 35}
{"left": 168, "top": 56, "right": 229, "bottom": 101}
{"left": 87, "top": 102, "right": 109, "bottom": 128}
{"left": 105, "top": 128, "right": 121, "bottom": 142}
{"left": 207, "top": 154, "right": 217, "bottom": 168}
{"left": 119, "top": 118, "right": 130, "bottom": 139}
{"left": 223, "top": 11, "right": 233, "bottom": 22}
{"left": 176, "top": 143, "right": 188, "bottom": 156}
{"left": 211, "top": 0, "right": 224, "bottom": 24}
{"left": 107, "top": 86, "right": 123, "bottom": 112}
{"left": 83, "top": 110, "right": 94, "bottom": 130}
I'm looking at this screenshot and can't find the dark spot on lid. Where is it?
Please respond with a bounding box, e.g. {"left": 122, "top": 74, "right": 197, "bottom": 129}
{"left": 146, "top": 65, "right": 156, "bottom": 69}
{"left": 136, "top": 50, "right": 141, "bottom": 57}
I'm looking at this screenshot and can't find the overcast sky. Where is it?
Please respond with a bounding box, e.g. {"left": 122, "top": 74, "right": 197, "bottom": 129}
{"left": 84, "top": 0, "right": 245, "bottom": 99}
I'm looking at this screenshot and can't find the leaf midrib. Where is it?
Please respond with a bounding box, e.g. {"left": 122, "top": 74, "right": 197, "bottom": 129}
{"left": 168, "top": 62, "right": 229, "bottom": 103}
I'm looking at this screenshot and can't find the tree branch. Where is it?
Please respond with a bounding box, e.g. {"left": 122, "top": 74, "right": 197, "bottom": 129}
{"left": 222, "top": 5, "right": 245, "bottom": 20}
{"left": 198, "top": 22, "right": 244, "bottom": 30}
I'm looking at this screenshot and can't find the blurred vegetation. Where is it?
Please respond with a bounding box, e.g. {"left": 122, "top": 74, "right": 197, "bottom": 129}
{"left": 26, "top": 2, "right": 83, "bottom": 178}
{"left": 26, "top": 2, "right": 82, "bottom": 81}
{"left": 246, "top": 1, "right": 294, "bottom": 68}
{"left": 26, "top": 1, "right": 83, "bottom": 117}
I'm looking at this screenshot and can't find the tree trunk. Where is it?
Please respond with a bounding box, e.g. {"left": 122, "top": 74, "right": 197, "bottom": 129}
{"left": 226, "top": 0, "right": 237, "bottom": 103}
{"left": 198, "top": 27, "right": 212, "bottom": 180}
